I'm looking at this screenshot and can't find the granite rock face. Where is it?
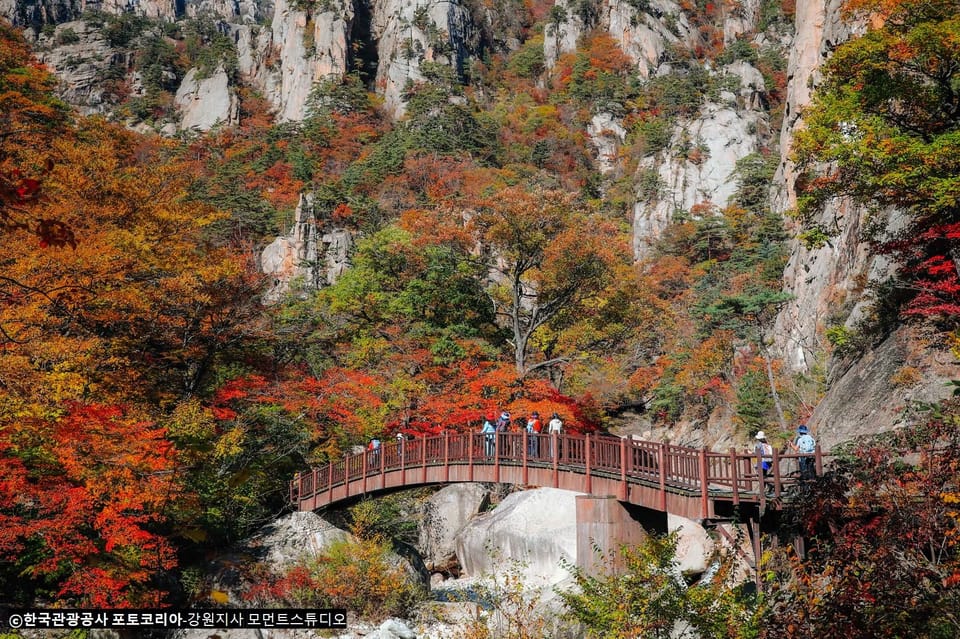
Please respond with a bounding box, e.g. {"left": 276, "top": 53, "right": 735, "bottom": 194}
{"left": 175, "top": 65, "right": 239, "bottom": 130}
{"left": 419, "top": 483, "right": 491, "bottom": 574}
{"left": 455, "top": 488, "right": 581, "bottom": 587}
{"left": 260, "top": 193, "right": 353, "bottom": 303}
{"left": 633, "top": 102, "right": 765, "bottom": 258}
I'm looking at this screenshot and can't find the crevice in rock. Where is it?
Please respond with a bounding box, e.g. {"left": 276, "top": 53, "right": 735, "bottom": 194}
{"left": 349, "top": 0, "right": 378, "bottom": 90}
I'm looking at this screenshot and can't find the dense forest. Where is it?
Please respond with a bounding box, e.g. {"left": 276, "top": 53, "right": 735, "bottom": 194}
{"left": 1, "top": 0, "right": 959, "bottom": 635}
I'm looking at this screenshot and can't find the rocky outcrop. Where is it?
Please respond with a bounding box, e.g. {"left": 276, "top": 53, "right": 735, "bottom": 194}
{"left": 633, "top": 101, "right": 764, "bottom": 258}
{"left": 770, "top": 0, "right": 867, "bottom": 373}
{"left": 245, "top": 510, "right": 350, "bottom": 566}
{"left": 543, "top": 0, "right": 584, "bottom": 70}
{"left": 722, "top": 0, "right": 759, "bottom": 43}
{"left": 455, "top": 488, "right": 580, "bottom": 586}
{"left": 606, "top": 0, "right": 691, "bottom": 78}
{"left": 765, "top": 0, "right": 959, "bottom": 445}
{"left": 33, "top": 20, "right": 119, "bottom": 115}
{"left": 545, "top": 0, "right": 692, "bottom": 77}
{"left": 262, "top": 0, "right": 353, "bottom": 121}
{"left": 175, "top": 65, "right": 239, "bottom": 130}
{"left": 419, "top": 483, "right": 490, "bottom": 574}
{"left": 3, "top": 0, "right": 80, "bottom": 27}
{"left": 587, "top": 112, "right": 626, "bottom": 175}
{"left": 7, "top": 0, "right": 483, "bottom": 124}
{"left": 260, "top": 193, "right": 352, "bottom": 303}
{"left": 372, "top": 0, "right": 476, "bottom": 117}
{"left": 807, "top": 328, "right": 955, "bottom": 450}
{"left": 205, "top": 511, "right": 350, "bottom": 605}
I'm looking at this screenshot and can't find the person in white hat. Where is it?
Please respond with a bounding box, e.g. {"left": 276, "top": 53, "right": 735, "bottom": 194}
{"left": 754, "top": 431, "right": 773, "bottom": 494}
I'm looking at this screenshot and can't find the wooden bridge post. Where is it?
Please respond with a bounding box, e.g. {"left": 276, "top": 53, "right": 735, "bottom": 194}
{"left": 494, "top": 430, "right": 500, "bottom": 484}
{"left": 751, "top": 518, "right": 762, "bottom": 592}
{"left": 380, "top": 439, "right": 386, "bottom": 490}
{"left": 815, "top": 443, "right": 823, "bottom": 476}
{"left": 658, "top": 442, "right": 667, "bottom": 511}
{"left": 444, "top": 431, "right": 450, "bottom": 484}
{"left": 468, "top": 432, "right": 474, "bottom": 482}
{"left": 552, "top": 433, "right": 559, "bottom": 488}
{"left": 699, "top": 447, "right": 709, "bottom": 519}
{"left": 522, "top": 430, "right": 529, "bottom": 485}
{"left": 730, "top": 448, "right": 740, "bottom": 506}
{"left": 619, "top": 437, "right": 628, "bottom": 501}
{"left": 327, "top": 464, "right": 332, "bottom": 504}
{"left": 362, "top": 449, "right": 367, "bottom": 495}
{"left": 421, "top": 435, "right": 427, "bottom": 485}
{"left": 771, "top": 446, "right": 781, "bottom": 498}
{"left": 585, "top": 433, "right": 592, "bottom": 494}
{"left": 348, "top": 455, "right": 355, "bottom": 498}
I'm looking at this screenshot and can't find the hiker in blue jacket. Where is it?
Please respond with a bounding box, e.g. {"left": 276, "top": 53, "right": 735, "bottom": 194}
{"left": 791, "top": 424, "right": 816, "bottom": 480}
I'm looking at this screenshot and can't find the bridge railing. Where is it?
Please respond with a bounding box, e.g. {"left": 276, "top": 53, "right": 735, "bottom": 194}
{"left": 290, "top": 431, "right": 826, "bottom": 510}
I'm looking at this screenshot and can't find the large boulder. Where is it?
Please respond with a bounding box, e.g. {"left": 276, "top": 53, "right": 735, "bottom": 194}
{"left": 244, "top": 510, "right": 351, "bottom": 567}
{"left": 455, "top": 487, "right": 581, "bottom": 586}
{"left": 419, "top": 483, "right": 491, "bottom": 573}
{"left": 668, "top": 513, "right": 714, "bottom": 576}
{"left": 205, "top": 511, "right": 350, "bottom": 604}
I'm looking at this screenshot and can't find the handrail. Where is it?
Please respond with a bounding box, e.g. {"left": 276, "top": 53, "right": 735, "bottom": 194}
{"left": 290, "top": 432, "right": 826, "bottom": 514}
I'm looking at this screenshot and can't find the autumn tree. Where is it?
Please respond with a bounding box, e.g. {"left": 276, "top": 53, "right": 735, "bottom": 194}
{"left": 469, "top": 186, "right": 631, "bottom": 377}
{"left": 0, "top": 404, "right": 178, "bottom": 606}
{"left": 0, "top": 28, "right": 263, "bottom": 604}
{"left": 765, "top": 398, "right": 960, "bottom": 637}
{"left": 0, "top": 21, "right": 72, "bottom": 248}
{"left": 793, "top": 0, "right": 960, "bottom": 327}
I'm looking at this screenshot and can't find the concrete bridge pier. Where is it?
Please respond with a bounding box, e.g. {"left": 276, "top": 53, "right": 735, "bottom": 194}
{"left": 576, "top": 495, "right": 649, "bottom": 577}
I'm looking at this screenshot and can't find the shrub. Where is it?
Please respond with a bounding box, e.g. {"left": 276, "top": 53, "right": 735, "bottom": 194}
{"left": 243, "top": 535, "right": 426, "bottom": 621}
{"left": 55, "top": 27, "right": 81, "bottom": 46}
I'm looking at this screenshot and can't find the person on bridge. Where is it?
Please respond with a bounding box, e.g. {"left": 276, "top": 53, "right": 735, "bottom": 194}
{"left": 481, "top": 413, "right": 496, "bottom": 456}
{"left": 790, "top": 424, "right": 816, "bottom": 480}
{"left": 368, "top": 437, "right": 381, "bottom": 467}
{"left": 496, "top": 411, "right": 512, "bottom": 456}
{"left": 755, "top": 431, "right": 773, "bottom": 495}
{"left": 527, "top": 412, "right": 542, "bottom": 457}
{"left": 548, "top": 412, "right": 562, "bottom": 458}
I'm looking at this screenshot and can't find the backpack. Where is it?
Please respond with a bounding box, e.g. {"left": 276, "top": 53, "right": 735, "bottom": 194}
{"left": 797, "top": 434, "right": 815, "bottom": 453}
{"left": 757, "top": 442, "right": 773, "bottom": 471}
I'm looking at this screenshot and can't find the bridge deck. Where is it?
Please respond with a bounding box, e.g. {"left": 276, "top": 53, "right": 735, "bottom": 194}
{"left": 291, "top": 432, "right": 823, "bottom": 519}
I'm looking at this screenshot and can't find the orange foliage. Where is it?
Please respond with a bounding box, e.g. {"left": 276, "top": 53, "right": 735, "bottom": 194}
{"left": 246, "top": 159, "right": 303, "bottom": 210}
{"left": 0, "top": 29, "right": 260, "bottom": 604}
{"left": 0, "top": 404, "right": 177, "bottom": 606}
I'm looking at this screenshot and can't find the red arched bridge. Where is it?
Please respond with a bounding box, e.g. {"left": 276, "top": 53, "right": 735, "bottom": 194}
{"left": 291, "top": 431, "right": 824, "bottom": 520}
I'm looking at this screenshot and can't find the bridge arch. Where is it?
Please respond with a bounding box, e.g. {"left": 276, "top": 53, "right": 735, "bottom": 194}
{"left": 291, "top": 431, "right": 823, "bottom": 520}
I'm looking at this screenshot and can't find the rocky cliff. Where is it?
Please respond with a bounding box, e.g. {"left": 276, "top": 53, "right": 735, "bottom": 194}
{"left": 7, "top": 0, "right": 955, "bottom": 446}
{"left": 768, "top": 0, "right": 954, "bottom": 445}
{"left": 2, "top": 0, "right": 489, "bottom": 127}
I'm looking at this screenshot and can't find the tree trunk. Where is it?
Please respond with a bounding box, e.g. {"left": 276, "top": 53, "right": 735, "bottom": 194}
{"left": 761, "top": 341, "right": 788, "bottom": 431}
